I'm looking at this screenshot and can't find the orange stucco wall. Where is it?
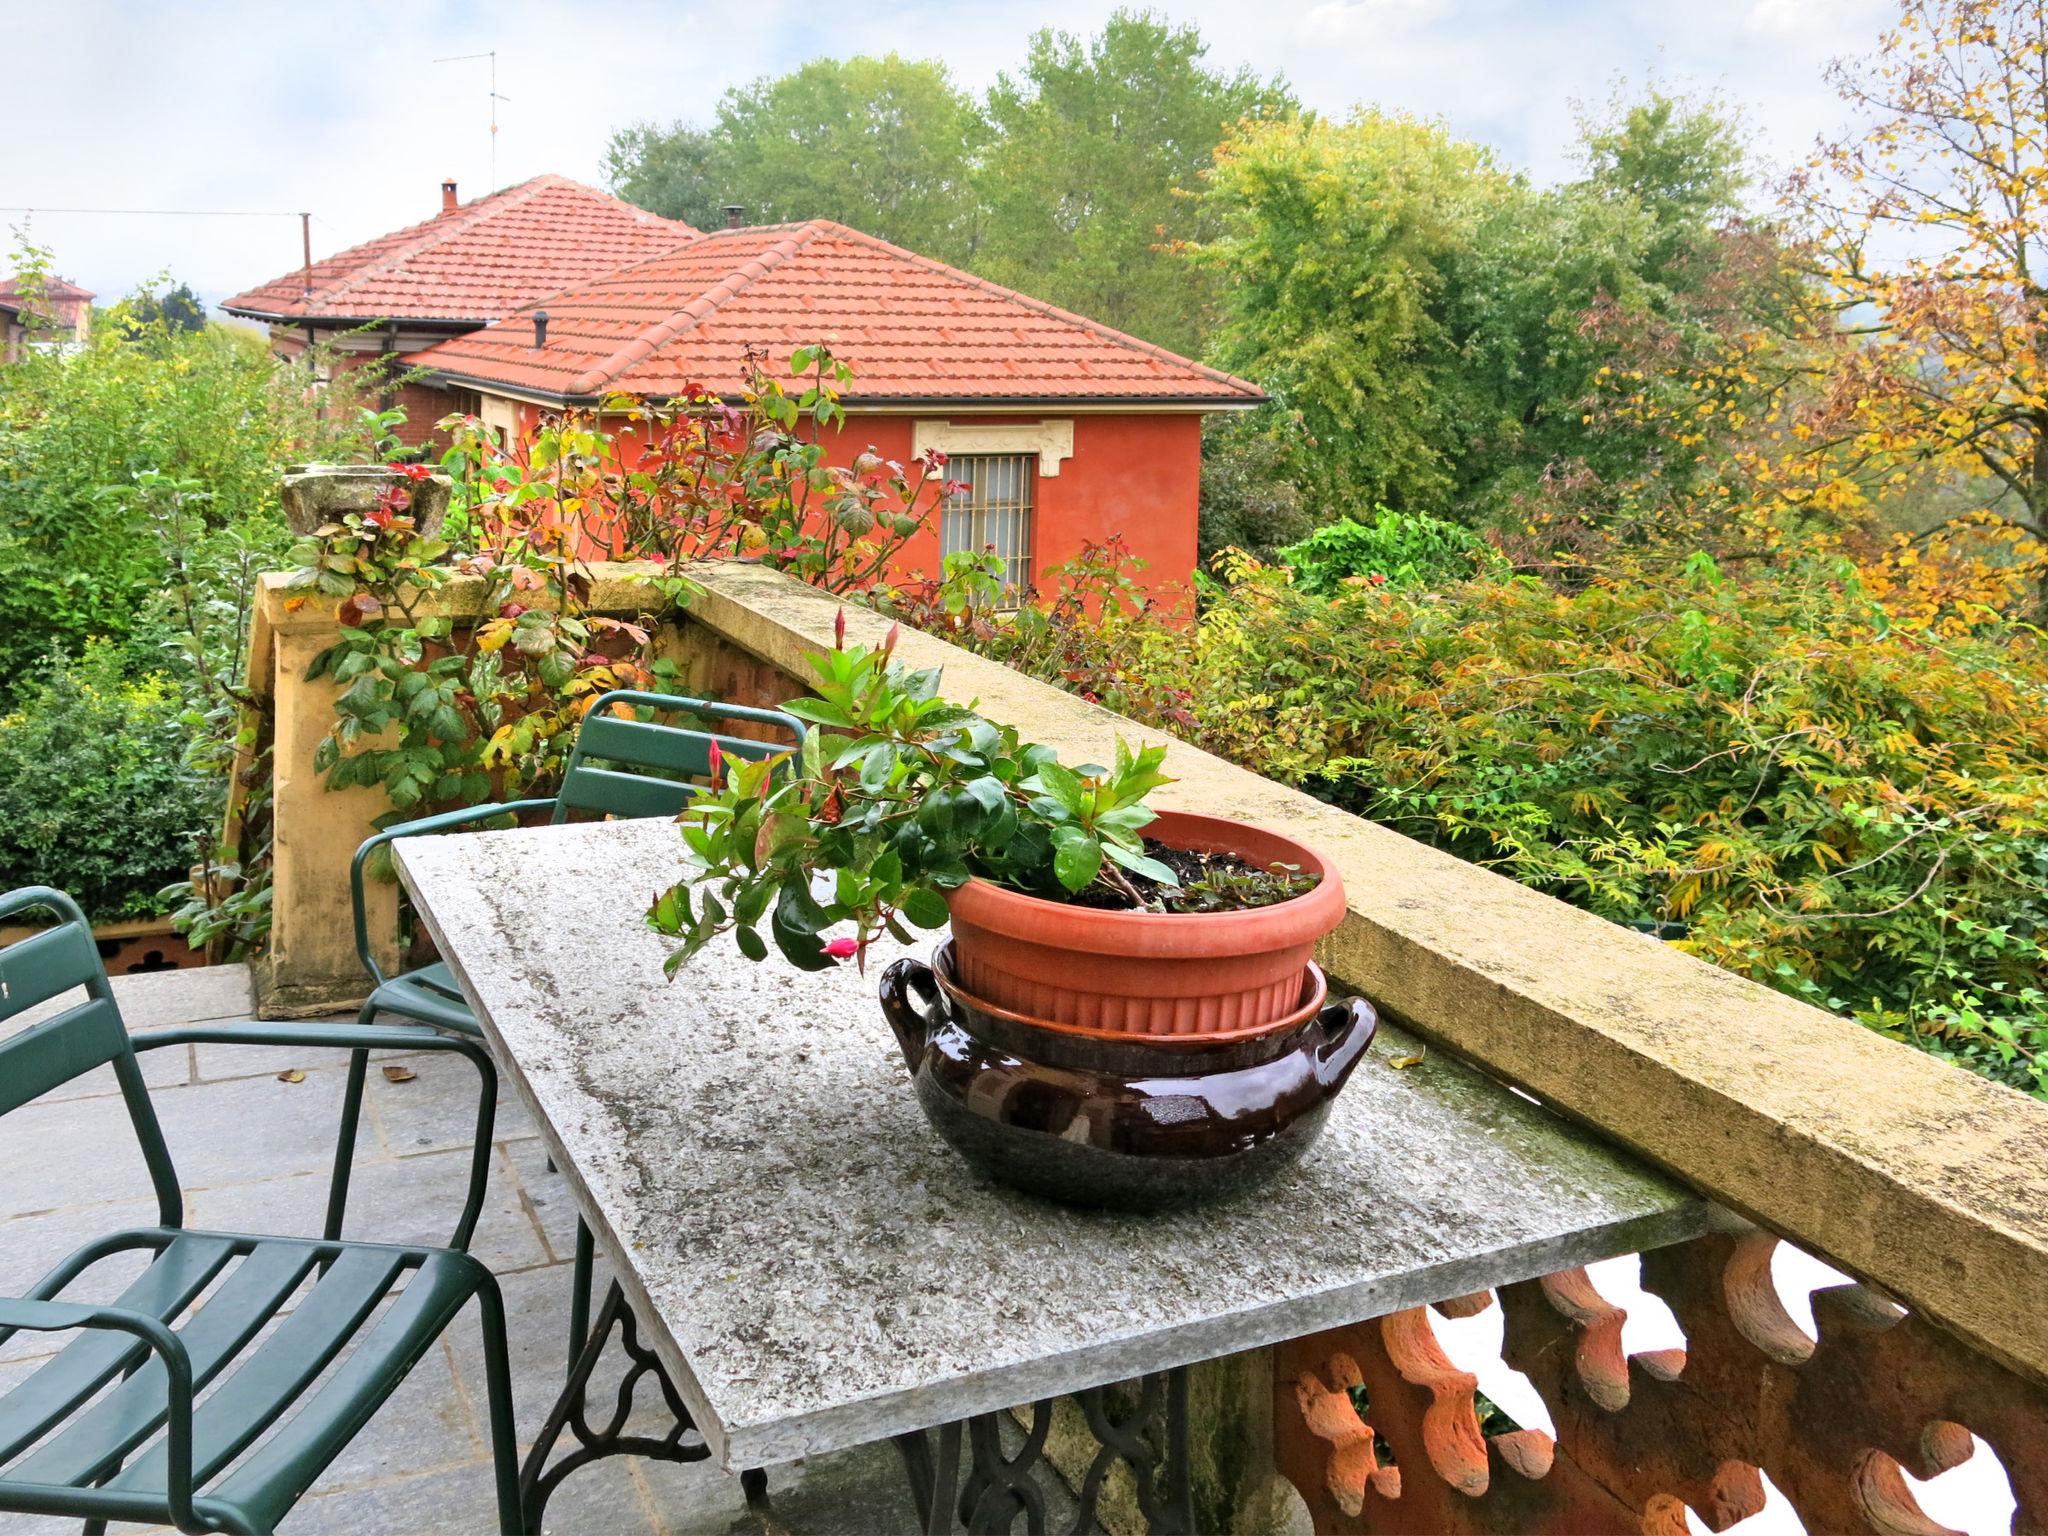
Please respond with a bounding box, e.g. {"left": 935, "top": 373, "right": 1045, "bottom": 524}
{"left": 508, "top": 401, "right": 1203, "bottom": 600}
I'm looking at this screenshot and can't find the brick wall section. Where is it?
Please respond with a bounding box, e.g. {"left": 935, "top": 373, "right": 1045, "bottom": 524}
{"left": 391, "top": 381, "right": 460, "bottom": 447}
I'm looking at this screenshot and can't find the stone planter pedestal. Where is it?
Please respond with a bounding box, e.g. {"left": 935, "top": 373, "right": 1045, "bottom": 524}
{"left": 281, "top": 464, "right": 453, "bottom": 540}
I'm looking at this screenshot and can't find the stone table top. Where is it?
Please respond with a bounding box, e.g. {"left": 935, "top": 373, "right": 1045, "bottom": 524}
{"left": 397, "top": 817, "right": 1709, "bottom": 1469}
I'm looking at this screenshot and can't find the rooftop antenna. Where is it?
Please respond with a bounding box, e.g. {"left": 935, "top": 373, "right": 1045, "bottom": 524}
{"left": 433, "top": 50, "right": 509, "bottom": 191}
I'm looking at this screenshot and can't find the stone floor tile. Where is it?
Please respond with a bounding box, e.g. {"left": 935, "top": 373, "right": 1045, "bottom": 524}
{"left": 504, "top": 1138, "right": 581, "bottom": 1263}
{"left": 184, "top": 1144, "right": 550, "bottom": 1275}
{"left": 365, "top": 1051, "right": 535, "bottom": 1157}
{"left": 113, "top": 965, "right": 255, "bottom": 1028}
{"left": 2, "top": 1072, "right": 356, "bottom": 1215}
{"left": 440, "top": 1257, "right": 666, "bottom": 1457}
{"left": 284, "top": 1452, "right": 651, "bottom": 1536}
{"left": 189, "top": 1022, "right": 432, "bottom": 1085}
{"left": 643, "top": 1438, "right": 924, "bottom": 1535}
{"left": 0, "top": 1098, "right": 167, "bottom": 1223}
{"left": 32, "top": 1044, "right": 190, "bottom": 1103}
{"left": 301, "top": 1333, "right": 484, "bottom": 1491}
{"left": 160, "top": 1073, "right": 362, "bottom": 1192}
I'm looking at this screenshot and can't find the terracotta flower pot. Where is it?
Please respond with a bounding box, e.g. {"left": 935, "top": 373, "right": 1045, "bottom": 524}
{"left": 945, "top": 810, "right": 1346, "bottom": 1037}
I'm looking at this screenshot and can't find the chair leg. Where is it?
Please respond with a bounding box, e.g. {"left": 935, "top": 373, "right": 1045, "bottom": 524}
{"left": 567, "top": 1218, "right": 594, "bottom": 1384}
{"left": 472, "top": 1272, "right": 528, "bottom": 1535}
{"left": 323, "top": 1018, "right": 375, "bottom": 1244}
{"left": 448, "top": 1039, "right": 499, "bottom": 1252}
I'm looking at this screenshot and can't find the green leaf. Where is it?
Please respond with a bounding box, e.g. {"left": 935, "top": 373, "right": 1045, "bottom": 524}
{"left": 784, "top": 698, "right": 856, "bottom": 728}
{"left": 901, "top": 887, "right": 950, "bottom": 929}
{"left": 775, "top": 874, "right": 831, "bottom": 936}
{"left": 1031, "top": 760, "right": 1088, "bottom": 817}
{"left": 771, "top": 879, "right": 834, "bottom": 970}
{"left": 1103, "top": 841, "right": 1180, "bottom": 887}
{"left": 735, "top": 923, "right": 768, "bottom": 962}
{"left": 1051, "top": 827, "right": 1103, "bottom": 893}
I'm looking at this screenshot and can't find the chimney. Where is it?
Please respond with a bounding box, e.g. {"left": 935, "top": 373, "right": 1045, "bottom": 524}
{"left": 532, "top": 310, "right": 550, "bottom": 349}
{"left": 722, "top": 204, "right": 744, "bottom": 229}
{"left": 441, "top": 178, "right": 459, "bottom": 213}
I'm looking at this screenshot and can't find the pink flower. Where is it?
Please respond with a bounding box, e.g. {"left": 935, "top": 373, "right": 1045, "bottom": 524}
{"left": 834, "top": 607, "right": 847, "bottom": 650}
{"left": 706, "top": 738, "right": 723, "bottom": 785}
{"left": 823, "top": 936, "right": 860, "bottom": 959}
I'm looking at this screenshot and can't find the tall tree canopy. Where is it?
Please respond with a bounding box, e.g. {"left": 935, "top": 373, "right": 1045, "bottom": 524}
{"left": 973, "top": 11, "right": 1294, "bottom": 356}
{"left": 603, "top": 55, "right": 984, "bottom": 260}
{"left": 1776, "top": 0, "right": 2048, "bottom": 607}
{"left": 1195, "top": 92, "right": 1770, "bottom": 527}
{"left": 603, "top": 122, "right": 727, "bottom": 233}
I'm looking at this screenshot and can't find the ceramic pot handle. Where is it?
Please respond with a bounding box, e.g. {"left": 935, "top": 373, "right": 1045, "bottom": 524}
{"left": 878, "top": 958, "right": 943, "bottom": 1074}
{"left": 1312, "top": 996, "right": 1379, "bottom": 1089}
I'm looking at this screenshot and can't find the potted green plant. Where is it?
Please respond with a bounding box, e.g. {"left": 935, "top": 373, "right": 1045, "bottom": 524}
{"left": 648, "top": 620, "right": 1375, "bottom": 1209}
{"left": 648, "top": 619, "right": 1348, "bottom": 1024}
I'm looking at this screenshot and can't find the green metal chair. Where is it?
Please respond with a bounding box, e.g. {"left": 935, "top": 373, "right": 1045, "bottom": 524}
{"left": 0, "top": 886, "right": 523, "bottom": 1536}
{"left": 334, "top": 689, "right": 804, "bottom": 1357}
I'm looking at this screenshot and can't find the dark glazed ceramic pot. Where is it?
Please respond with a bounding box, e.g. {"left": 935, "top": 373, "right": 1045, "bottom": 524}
{"left": 878, "top": 943, "right": 1378, "bottom": 1211}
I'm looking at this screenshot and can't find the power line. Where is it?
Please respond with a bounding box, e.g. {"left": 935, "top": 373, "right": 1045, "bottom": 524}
{"left": 0, "top": 207, "right": 306, "bottom": 218}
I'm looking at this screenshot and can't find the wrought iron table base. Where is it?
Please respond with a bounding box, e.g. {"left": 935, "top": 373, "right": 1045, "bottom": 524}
{"left": 520, "top": 1280, "right": 1193, "bottom": 1534}
{"left": 893, "top": 1368, "right": 1193, "bottom": 1534}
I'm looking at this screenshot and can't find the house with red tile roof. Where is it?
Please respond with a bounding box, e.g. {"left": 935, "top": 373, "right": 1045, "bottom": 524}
{"left": 405, "top": 218, "right": 1265, "bottom": 596}
{"left": 222, "top": 176, "right": 696, "bottom": 444}
{"left": 0, "top": 275, "right": 95, "bottom": 360}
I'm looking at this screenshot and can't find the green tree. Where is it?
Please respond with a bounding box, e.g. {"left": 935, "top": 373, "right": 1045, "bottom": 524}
{"left": 0, "top": 285, "right": 375, "bottom": 693}
{"left": 1196, "top": 110, "right": 1508, "bottom": 518}
{"left": 121, "top": 280, "right": 207, "bottom": 337}
{"left": 607, "top": 56, "right": 985, "bottom": 260}
{"left": 602, "top": 122, "right": 728, "bottom": 231}
{"left": 975, "top": 11, "right": 1293, "bottom": 356}
{"left": 1197, "top": 92, "right": 1771, "bottom": 529}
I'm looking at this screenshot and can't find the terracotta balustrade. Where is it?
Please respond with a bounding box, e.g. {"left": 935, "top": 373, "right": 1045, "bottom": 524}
{"left": 1276, "top": 1229, "right": 2044, "bottom": 1534}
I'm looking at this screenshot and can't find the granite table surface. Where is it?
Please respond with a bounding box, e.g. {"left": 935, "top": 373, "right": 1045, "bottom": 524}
{"left": 396, "top": 817, "right": 1710, "bottom": 1470}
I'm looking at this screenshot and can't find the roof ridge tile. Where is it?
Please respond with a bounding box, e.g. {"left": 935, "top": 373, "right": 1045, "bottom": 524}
{"left": 561, "top": 223, "right": 832, "bottom": 396}
{"left": 801, "top": 220, "right": 1264, "bottom": 400}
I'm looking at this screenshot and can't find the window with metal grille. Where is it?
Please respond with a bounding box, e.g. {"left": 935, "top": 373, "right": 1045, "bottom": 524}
{"left": 939, "top": 454, "right": 1036, "bottom": 602}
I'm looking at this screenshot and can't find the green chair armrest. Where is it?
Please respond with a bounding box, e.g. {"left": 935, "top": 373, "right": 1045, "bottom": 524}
{"left": 351, "top": 799, "right": 555, "bottom": 985}
{"left": 130, "top": 1020, "right": 489, "bottom": 1057}
{"left": 0, "top": 886, "right": 90, "bottom": 930}
{"left": 0, "top": 1297, "right": 197, "bottom": 1526}
{"left": 585, "top": 688, "right": 806, "bottom": 744}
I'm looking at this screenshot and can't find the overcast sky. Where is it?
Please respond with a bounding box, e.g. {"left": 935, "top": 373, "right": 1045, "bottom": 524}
{"left": 1, "top": 0, "right": 1897, "bottom": 314}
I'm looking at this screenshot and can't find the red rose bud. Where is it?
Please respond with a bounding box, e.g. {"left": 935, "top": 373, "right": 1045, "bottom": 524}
{"left": 707, "top": 738, "right": 723, "bottom": 784}
{"left": 883, "top": 622, "right": 901, "bottom": 655}
{"left": 823, "top": 937, "right": 860, "bottom": 959}
{"left": 834, "top": 608, "right": 847, "bottom": 650}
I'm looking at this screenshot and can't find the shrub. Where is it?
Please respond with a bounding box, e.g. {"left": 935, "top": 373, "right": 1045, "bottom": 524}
{"left": 0, "top": 648, "right": 218, "bottom": 923}
{"left": 1197, "top": 412, "right": 1315, "bottom": 564}
{"left": 905, "top": 544, "right": 2048, "bottom": 1098}
{"left": 1278, "top": 506, "right": 1504, "bottom": 594}
{"left": 0, "top": 288, "right": 379, "bottom": 697}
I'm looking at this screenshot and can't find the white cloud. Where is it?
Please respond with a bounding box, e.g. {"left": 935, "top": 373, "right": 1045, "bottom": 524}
{"left": 1300, "top": 0, "right": 1447, "bottom": 41}
{"left": 1745, "top": 0, "right": 1883, "bottom": 39}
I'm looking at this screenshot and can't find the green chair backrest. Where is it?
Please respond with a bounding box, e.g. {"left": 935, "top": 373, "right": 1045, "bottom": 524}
{"left": 549, "top": 689, "right": 805, "bottom": 824}
{"left": 0, "top": 888, "right": 182, "bottom": 1227}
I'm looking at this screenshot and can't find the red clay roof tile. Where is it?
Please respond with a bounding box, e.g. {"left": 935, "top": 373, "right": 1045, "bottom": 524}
{"left": 405, "top": 220, "right": 1263, "bottom": 406}
{"left": 221, "top": 176, "right": 697, "bottom": 325}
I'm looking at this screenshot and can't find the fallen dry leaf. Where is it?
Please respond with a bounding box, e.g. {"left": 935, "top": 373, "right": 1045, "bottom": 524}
{"left": 276, "top": 1069, "right": 306, "bottom": 1084}
{"left": 1385, "top": 1050, "right": 1427, "bottom": 1070}
{"left": 380, "top": 1065, "right": 417, "bottom": 1083}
